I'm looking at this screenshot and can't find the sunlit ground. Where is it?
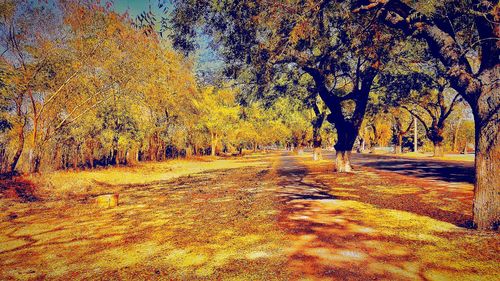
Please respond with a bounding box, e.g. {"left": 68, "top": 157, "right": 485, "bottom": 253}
{"left": 0, "top": 152, "right": 498, "bottom": 280}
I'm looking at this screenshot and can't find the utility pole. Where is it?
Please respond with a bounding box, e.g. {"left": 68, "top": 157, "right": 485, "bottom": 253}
{"left": 414, "top": 116, "right": 418, "bottom": 152}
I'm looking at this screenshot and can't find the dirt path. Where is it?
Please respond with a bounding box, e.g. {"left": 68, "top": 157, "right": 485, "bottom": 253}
{"left": 0, "top": 152, "right": 499, "bottom": 280}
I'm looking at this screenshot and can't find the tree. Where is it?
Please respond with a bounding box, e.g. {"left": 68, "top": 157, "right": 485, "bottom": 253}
{"left": 1, "top": 0, "right": 201, "bottom": 172}
{"left": 0, "top": 0, "right": 52, "bottom": 173}
{"left": 446, "top": 103, "right": 474, "bottom": 153}
{"left": 354, "top": 0, "right": 499, "bottom": 229}
{"left": 402, "top": 86, "right": 462, "bottom": 157}
{"left": 310, "top": 98, "right": 328, "bottom": 160}
{"left": 195, "top": 86, "right": 240, "bottom": 156}
{"left": 169, "top": 0, "right": 398, "bottom": 172}
{"left": 389, "top": 108, "right": 413, "bottom": 154}
{"left": 387, "top": 71, "right": 463, "bottom": 157}
{"left": 266, "top": 65, "right": 329, "bottom": 160}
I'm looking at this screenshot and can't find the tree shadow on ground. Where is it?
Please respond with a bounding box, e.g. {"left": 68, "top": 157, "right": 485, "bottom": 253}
{"left": 0, "top": 164, "right": 290, "bottom": 280}
{"left": 275, "top": 155, "right": 498, "bottom": 280}
{"left": 346, "top": 154, "right": 475, "bottom": 184}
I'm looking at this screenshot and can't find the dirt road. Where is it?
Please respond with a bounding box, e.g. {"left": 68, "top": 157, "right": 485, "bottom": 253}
{"left": 0, "top": 152, "right": 498, "bottom": 280}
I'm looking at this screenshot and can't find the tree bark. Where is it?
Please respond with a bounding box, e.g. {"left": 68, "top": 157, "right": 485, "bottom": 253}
{"left": 433, "top": 141, "right": 444, "bottom": 157}
{"left": 312, "top": 102, "right": 326, "bottom": 161}
{"left": 429, "top": 128, "right": 445, "bottom": 157}
{"left": 393, "top": 115, "right": 412, "bottom": 154}
{"left": 395, "top": 134, "right": 403, "bottom": 154}
{"left": 10, "top": 126, "right": 25, "bottom": 174}
{"left": 303, "top": 64, "right": 377, "bottom": 173}
{"left": 472, "top": 105, "right": 500, "bottom": 230}
{"left": 312, "top": 129, "right": 323, "bottom": 160}
{"left": 452, "top": 118, "right": 463, "bottom": 152}
{"left": 210, "top": 133, "right": 217, "bottom": 156}
{"left": 186, "top": 145, "right": 193, "bottom": 158}
{"left": 111, "top": 137, "right": 118, "bottom": 166}
{"left": 313, "top": 147, "right": 322, "bottom": 161}
{"left": 295, "top": 144, "right": 304, "bottom": 155}
{"left": 73, "top": 145, "right": 79, "bottom": 169}
{"left": 334, "top": 122, "right": 358, "bottom": 172}
{"left": 335, "top": 150, "right": 352, "bottom": 172}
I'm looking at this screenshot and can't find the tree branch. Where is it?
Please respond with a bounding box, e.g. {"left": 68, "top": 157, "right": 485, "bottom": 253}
{"left": 402, "top": 105, "right": 429, "bottom": 133}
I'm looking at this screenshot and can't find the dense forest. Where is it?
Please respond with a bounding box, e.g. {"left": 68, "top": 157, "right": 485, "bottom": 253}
{"left": 0, "top": 0, "right": 497, "bottom": 230}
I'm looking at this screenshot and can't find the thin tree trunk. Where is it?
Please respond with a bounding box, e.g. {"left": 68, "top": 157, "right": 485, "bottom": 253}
{"left": 394, "top": 133, "right": 403, "bottom": 154}
{"left": 210, "top": 133, "right": 217, "bottom": 156}
{"left": 312, "top": 123, "right": 323, "bottom": 161}
{"left": 0, "top": 145, "right": 7, "bottom": 173}
{"left": 88, "top": 142, "right": 94, "bottom": 169}
{"left": 312, "top": 147, "right": 322, "bottom": 161}
{"left": 186, "top": 145, "right": 193, "bottom": 158}
{"left": 73, "top": 145, "right": 79, "bottom": 169}
{"left": 453, "top": 118, "right": 463, "bottom": 152}
{"left": 10, "top": 126, "right": 25, "bottom": 174}
{"left": 312, "top": 133, "right": 322, "bottom": 160}
{"left": 30, "top": 116, "right": 39, "bottom": 173}
{"left": 111, "top": 143, "right": 118, "bottom": 165}
{"left": 294, "top": 143, "right": 304, "bottom": 155}
{"left": 414, "top": 117, "right": 418, "bottom": 152}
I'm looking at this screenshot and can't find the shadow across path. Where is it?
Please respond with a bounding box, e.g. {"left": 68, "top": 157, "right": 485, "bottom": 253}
{"left": 344, "top": 153, "right": 475, "bottom": 184}
{"left": 274, "top": 153, "right": 497, "bottom": 281}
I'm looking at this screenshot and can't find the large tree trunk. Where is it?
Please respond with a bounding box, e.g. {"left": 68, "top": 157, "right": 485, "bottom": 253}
{"left": 472, "top": 107, "right": 500, "bottom": 230}
{"left": 334, "top": 123, "right": 358, "bottom": 172}
{"left": 433, "top": 141, "right": 444, "bottom": 157}
{"left": 210, "top": 142, "right": 216, "bottom": 156}
{"left": 29, "top": 146, "right": 42, "bottom": 173}
{"left": 335, "top": 150, "right": 352, "bottom": 172}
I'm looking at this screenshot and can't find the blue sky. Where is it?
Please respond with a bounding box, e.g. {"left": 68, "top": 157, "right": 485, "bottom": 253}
{"left": 111, "top": 0, "right": 165, "bottom": 16}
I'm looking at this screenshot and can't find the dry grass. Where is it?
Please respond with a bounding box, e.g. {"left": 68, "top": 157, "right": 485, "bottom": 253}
{"left": 282, "top": 153, "right": 498, "bottom": 280}
{"left": 27, "top": 155, "right": 269, "bottom": 199}
{"left": 0, "top": 151, "right": 498, "bottom": 280}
